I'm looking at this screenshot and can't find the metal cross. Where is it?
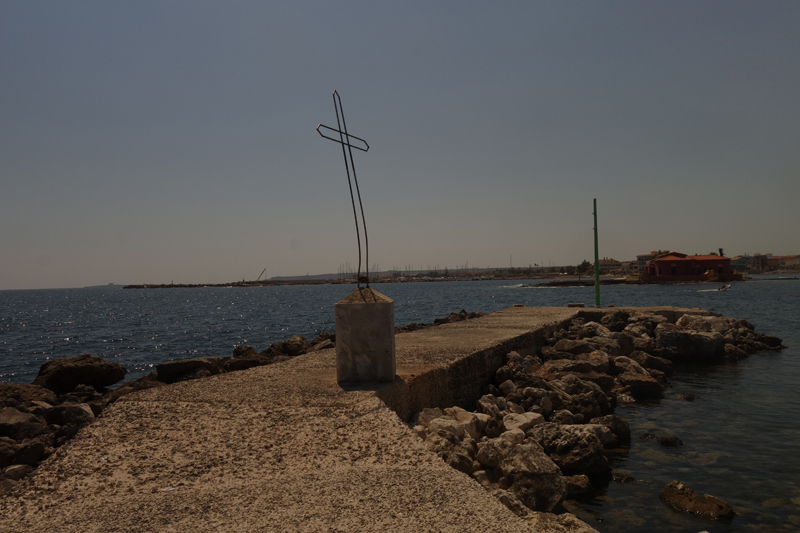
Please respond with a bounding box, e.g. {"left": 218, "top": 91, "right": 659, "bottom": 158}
{"left": 317, "top": 90, "right": 371, "bottom": 288}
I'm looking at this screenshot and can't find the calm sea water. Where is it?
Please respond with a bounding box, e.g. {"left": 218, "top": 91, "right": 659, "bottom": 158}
{"left": 1, "top": 278, "right": 798, "bottom": 531}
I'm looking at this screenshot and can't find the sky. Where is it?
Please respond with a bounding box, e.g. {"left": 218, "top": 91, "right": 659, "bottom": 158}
{"left": 1, "top": 1, "right": 799, "bottom": 290}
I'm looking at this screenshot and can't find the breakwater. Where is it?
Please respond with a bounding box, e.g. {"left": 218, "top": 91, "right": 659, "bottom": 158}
{"left": 2, "top": 279, "right": 799, "bottom": 531}
{"left": 2, "top": 304, "right": 790, "bottom": 532}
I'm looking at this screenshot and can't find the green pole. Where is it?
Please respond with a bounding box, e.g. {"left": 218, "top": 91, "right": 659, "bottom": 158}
{"left": 594, "top": 198, "right": 600, "bottom": 308}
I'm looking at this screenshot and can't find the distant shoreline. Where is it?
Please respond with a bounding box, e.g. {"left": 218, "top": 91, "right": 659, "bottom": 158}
{"left": 121, "top": 274, "right": 799, "bottom": 290}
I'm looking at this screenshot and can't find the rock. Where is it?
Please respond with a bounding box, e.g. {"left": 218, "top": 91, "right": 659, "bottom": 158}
{"left": 10, "top": 435, "right": 49, "bottom": 466}
{"left": 614, "top": 332, "right": 635, "bottom": 357}
{"left": 628, "top": 351, "right": 673, "bottom": 376}
{"left": 498, "top": 380, "right": 518, "bottom": 397}
{"left": 0, "top": 407, "right": 45, "bottom": 440}
{"left": 476, "top": 438, "right": 514, "bottom": 468}
{"left": 654, "top": 324, "right": 724, "bottom": 361}
{"left": 632, "top": 337, "right": 655, "bottom": 352}
{"left": 659, "top": 480, "right": 734, "bottom": 520}
{"left": 309, "top": 331, "right": 335, "bottom": 347}
{"left": 0, "top": 437, "right": 19, "bottom": 468}
{"left": 424, "top": 429, "right": 457, "bottom": 452}
{"left": 491, "top": 489, "right": 531, "bottom": 517}
{"left": 550, "top": 410, "right": 577, "bottom": 425}
{"left": 562, "top": 392, "right": 605, "bottom": 421}
{"left": 280, "top": 335, "right": 311, "bottom": 356}
{"left": 590, "top": 337, "right": 621, "bottom": 357}
{"left": 44, "top": 403, "right": 95, "bottom": 427}
{"left": 156, "top": 357, "right": 222, "bottom": 383}
{"left": 574, "top": 322, "right": 612, "bottom": 339}
{"left": 553, "top": 339, "right": 595, "bottom": 356}
{"left": 503, "top": 412, "right": 545, "bottom": 433}
{"left": 307, "top": 339, "right": 335, "bottom": 352}
{"left": 0, "top": 384, "right": 58, "bottom": 409}
{"left": 428, "top": 418, "right": 467, "bottom": 440}
{"left": 611, "top": 470, "right": 638, "bottom": 483}
{"left": 0, "top": 478, "right": 17, "bottom": 495}
{"left": 612, "top": 356, "right": 648, "bottom": 376}
{"left": 565, "top": 474, "right": 593, "bottom": 499}
{"left": 445, "top": 407, "right": 485, "bottom": 439}
{"left": 32, "top": 354, "right": 127, "bottom": 394}
{"left": 232, "top": 345, "right": 258, "bottom": 357}
{"left": 497, "top": 443, "right": 566, "bottom": 513}
{"left": 527, "top": 423, "right": 611, "bottom": 475}
{"left": 658, "top": 435, "right": 683, "bottom": 447}
{"left": 525, "top": 511, "right": 601, "bottom": 533}
{"left": 589, "top": 415, "right": 631, "bottom": 444}
{"left": 471, "top": 469, "right": 497, "bottom": 490}
{"left": 574, "top": 351, "right": 610, "bottom": 374}
{"left": 441, "top": 448, "right": 474, "bottom": 475}
{"left": 485, "top": 417, "right": 505, "bottom": 439}
{"left": 600, "top": 311, "right": 630, "bottom": 332}
{"left": 415, "top": 407, "right": 444, "bottom": 428}
{"left": 3, "top": 464, "right": 34, "bottom": 481}
{"left": 101, "top": 372, "right": 167, "bottom": 404}
{"left": 755, "top": 333, "right": 783, "bottom": 349}
{"left": 475, "top": 394, "right": 507, "bottom": 418}
{"left": 723, "top": 343, "right": 749, "bottom": 360}
{"left": 224, "top": 348, "right": 274, "bottom": 371}
{"left": 500, "top": 429, "right": 526, "bottom": 446}
{"left": 616, "top": 372, "right": 663, "bottom": 400}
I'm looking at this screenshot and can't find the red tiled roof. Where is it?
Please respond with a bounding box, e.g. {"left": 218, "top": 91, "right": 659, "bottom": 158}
{"left": 653, "top": 254, "right": 729, "bottom": 262}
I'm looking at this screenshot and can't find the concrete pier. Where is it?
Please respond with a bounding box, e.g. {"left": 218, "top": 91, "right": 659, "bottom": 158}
{"left": 0, "top": 306, "right": 710, "bottom": 532}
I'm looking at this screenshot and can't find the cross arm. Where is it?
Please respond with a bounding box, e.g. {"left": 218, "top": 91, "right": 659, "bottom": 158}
{"left": 316, "top": 124, "right": 370, "bottom": 152}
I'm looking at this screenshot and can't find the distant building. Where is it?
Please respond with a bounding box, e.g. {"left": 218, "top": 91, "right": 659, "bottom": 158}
{"left": 782, "top": 255, "right": 800, "bottom": 270}
{"left": 730, "top": 256, "right": 751, "bottom": 273}
{"left": 752, "top": 253, "right": 779, "bottom": 271}
{"left": 644, "top": 252, "right": 742, "bottom": 282}
{"left": 620, "top": 261, "right": 636, "bottom": 275}
{"left": 597, "top": 257, "right": 621, "bottom": 273}
{"left": 636, "top": 251, "right": 668, "bottom": 274}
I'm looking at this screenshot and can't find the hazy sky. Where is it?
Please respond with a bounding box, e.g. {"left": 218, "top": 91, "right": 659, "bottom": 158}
{"left": 2, "top": 1, "right": 798, "bottom": 290}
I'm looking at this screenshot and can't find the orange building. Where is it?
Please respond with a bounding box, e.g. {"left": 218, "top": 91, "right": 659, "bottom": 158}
{"left": 644, "top": 252, "right": 742, "bottom": 282}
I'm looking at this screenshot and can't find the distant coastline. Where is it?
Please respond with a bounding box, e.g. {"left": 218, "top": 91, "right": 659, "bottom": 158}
{"left": 119, "top": 275, "right": 800, "bottom": 290}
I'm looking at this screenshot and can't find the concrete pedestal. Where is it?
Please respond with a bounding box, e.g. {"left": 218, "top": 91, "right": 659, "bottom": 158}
{"left": 334, "top": 287, "right": 395, "bottom": 383}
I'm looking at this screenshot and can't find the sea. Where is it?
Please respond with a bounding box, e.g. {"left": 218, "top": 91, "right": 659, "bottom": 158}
{"left": 1, "top": 277, "right": 798, "bottom": 532}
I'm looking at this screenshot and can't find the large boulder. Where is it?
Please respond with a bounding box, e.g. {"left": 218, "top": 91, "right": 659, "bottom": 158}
{"left": 503, "top": 412, "right": 545, "bottom": 433}
{"left": 659, "top": 480, "right": 734, "bottom": 520}
{"left": 32, "top": 354, "right": 127, "bottom": 394}
{"left": 0, "top": 407, "right": 45, "bottom": 440}
{"left": 476, "top": 438, "right": 514, "bottom": 468}
{"left": 616, "top": 372, "right": 663, "bottom": 400}
{"left": 100, "top": 372, "right": 167, "bottom": 405}
{"left": 589, "top": 414, "right": 631, "bottom": 444}
{"left": 0, "top": 384, "right": 58, "bottom": 409}
{"left": 552, "top": 339, "right": 595, "bottom": 356}
{"left": 527, "top": 423, "right": 611, "bottom": 476}
{"left": 280, "top": 335, "right": 311, "bottom": 356}
{"left": 496, "top": 443, "right": 567, "bottom": 512}
{"left": 156, "top": 357, "right": 222, "bottom": 383}
{"left": 0, "top": 437, "right": 20, "bottom": 468}
{"left": 654, "top": 324, "right": 724, "bottom": 361}
{"left": 43, "top": 403, "right": 95, "bottom": 427}
{"left": 600, "top": 312, "right": 630, "bottom": 333}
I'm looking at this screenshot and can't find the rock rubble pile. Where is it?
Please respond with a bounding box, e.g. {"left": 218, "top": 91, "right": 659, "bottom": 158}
{"left": 412, "top": 310, "right": 784, "bottom": 520}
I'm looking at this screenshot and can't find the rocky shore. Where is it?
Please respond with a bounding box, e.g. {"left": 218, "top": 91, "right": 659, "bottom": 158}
{"left": 410, "top": 310, "right": 784, "bottom": 523}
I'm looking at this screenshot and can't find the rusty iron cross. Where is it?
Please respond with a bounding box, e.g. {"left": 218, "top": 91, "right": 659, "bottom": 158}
{"left": 316, "top": 90, "right": 371, "bottom": 288}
